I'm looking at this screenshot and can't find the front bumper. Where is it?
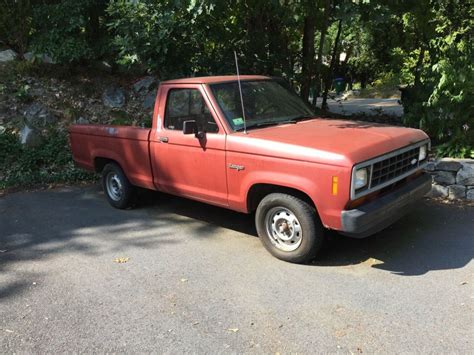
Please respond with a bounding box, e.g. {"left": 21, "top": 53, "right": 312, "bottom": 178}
{"left": 340, "top": 173, "right": 432, "bottom": 238}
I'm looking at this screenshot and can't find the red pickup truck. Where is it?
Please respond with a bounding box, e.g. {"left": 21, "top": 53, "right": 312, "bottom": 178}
{"left": 70, "top": 75, "right": 431, "bottom": 263}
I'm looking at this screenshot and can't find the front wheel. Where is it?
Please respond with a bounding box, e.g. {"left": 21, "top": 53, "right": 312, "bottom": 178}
{"left": 255, "top": 193, "right": 325, "bottom": 263}
{"left": 102, "top": 163, "right": 136, "bottom": 209}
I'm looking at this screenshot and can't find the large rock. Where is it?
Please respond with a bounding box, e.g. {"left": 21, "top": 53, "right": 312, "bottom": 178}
{"left": 456, "top": 163, "right": 474, "bottom": 185}
{"left": 433, "top": 171, "right": 456, "bottom": 185}
{"left": 435, "top": 159, "right": 462, "bottom": 172}
{"left": 424, "top": 161, "right": 436, "bottom": 172}
{"left": 143, "top": 91, "right": 156, "bottom": 110}
{"left": 102, "top": 86, "right": 126, "bottom": 108}
{"left": 75, "top": 117, "right": 89, "bottom": 125}
{"left": 23, "top": 52, "right": 55, "bottom": 64}
{"left": 19, "top": 125, "right": 42, "bottom": 147}
{"left": 447, "top": 185, "right": 466, "bottom": 200}
{"left": 467, "top": 188, "right": 474, "bottom": 201}
{"left": 24, "top": 103, "right": 57, "bottom": 127}
{"left": 0, "top": 49, "right": 17, "bottom": 62}
{"left": 428, "top": 184, "right": 448, "bottom": 198}
{"left": 133, "top": 76, "right": 158, "bottom": 93}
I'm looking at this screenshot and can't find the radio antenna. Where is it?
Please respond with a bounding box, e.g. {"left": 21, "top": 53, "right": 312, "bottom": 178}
{"left": 234, "top": 50, "right": 247, "bottom": 134}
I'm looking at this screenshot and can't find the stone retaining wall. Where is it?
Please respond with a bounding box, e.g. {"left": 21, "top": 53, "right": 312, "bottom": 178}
{"left": 425, "top": 158, "right": 474, "bottom": 200}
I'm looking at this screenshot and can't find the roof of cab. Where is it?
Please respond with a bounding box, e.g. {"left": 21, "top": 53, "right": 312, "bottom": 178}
{"left": 161, "top": 75, "right": 270, "bottom": 85}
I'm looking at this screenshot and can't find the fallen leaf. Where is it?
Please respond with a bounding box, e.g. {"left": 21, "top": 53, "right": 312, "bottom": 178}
{"left": 227, "top": 328, "right": 239, "bottom": 333}
{"left": 113, "top": 257, "right": 130, "bottom": 263}
{"left": 192, "top": 321, "right": 200, "bottom": 326}
{"left": 460, "top": 281, "right": 468, "bottom": 285}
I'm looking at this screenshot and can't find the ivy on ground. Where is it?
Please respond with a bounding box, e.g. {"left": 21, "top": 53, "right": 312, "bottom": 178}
{"left": 0, "top": 129, "right": 96, "bottom": 190}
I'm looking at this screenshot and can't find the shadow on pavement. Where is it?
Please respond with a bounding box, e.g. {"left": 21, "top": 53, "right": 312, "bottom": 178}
{"left": 0, "top": 186, "right": 216, "bottom": 300}
{"left": 137, "top": 190, "right": 473, "bottom": 276}
{"left": 141, "top": 191, "right": 473, "bottom": 276}
{"left": 1, "top": 186, "right": 473, "bottom": 302}
{"left": 313, "top": 199, "right": 474, "bottom": 275}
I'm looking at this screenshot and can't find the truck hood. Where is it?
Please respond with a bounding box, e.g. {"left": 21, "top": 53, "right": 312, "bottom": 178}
{"left": 226, "top": 118, "right": 429, "bottom": 167}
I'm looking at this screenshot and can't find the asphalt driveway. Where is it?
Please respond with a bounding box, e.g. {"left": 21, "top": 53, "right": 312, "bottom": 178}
{"left": 1, "top": 186, "right": 473, "bottom": 353}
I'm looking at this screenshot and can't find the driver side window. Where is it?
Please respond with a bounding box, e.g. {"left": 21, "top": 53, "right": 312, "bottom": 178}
{"left": 165, "top": 89, "right": 218, "bottom": 133}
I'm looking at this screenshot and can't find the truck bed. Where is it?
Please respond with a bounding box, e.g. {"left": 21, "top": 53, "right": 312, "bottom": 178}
{"left": 69, "top": 125, "right": 155, "bottom": 190}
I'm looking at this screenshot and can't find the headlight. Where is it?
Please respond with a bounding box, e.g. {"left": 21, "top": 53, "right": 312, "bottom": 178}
{"left": 354, "top": 168, "right": 368, "bottom": 190}
{"left": 419, "top": 145, "right": 427, "bottom": 161}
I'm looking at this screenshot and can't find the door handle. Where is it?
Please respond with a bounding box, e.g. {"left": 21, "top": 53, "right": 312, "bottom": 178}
{"left": 159, "top": 136, "right": 169, "bottom": 143}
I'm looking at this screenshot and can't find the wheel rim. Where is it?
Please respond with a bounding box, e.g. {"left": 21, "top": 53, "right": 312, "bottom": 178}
{"left": 105, "top": 172, "right": 123, "bottom": 201}
{"left": 265, "top": 207, "right": 303, "bottom": 252}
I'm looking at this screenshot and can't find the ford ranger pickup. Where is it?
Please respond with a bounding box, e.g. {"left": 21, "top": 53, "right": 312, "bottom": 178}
{"left": 69, "top": 75, "right": 431, "bottom": 263}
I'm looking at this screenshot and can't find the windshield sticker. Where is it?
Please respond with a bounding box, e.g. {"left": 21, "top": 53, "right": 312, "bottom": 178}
{"left": 233, "top": 117, "right": 244, "bottom": 125}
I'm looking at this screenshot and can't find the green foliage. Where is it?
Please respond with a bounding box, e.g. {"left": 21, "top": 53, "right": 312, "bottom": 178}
{"left": 106, "top": 0, "right": 300, "bottom": 78}
{"left": 0, "top": 0, "right": 32, "bottom": 54}
{"left": 0, "top": 129, "right": 96, "bottom": 190}
{"left": 30, "top": 0, "right": 108, "bottom": 63}
{"left": 14, "top": 84, "right": 32, "bottom": 103}
{"left": 106, "top": 0, "right": 190, "bottom": 76}
{"left": 401, "top": 0, "right": 473, "bottom": 158}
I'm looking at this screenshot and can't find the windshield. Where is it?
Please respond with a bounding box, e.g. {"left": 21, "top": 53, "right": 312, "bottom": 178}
{"left": 210, "top": 80, "right": 314, "bottom": 131}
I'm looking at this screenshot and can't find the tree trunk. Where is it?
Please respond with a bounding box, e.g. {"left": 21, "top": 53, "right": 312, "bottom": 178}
{"left": 313, "top": 0, "right": 331, "bottom": 108}
{"left": 300, "top": 14, "right": 316, "bottom": 103}
{"left": 321, "top": 18, "right": 343, "bottom": 110}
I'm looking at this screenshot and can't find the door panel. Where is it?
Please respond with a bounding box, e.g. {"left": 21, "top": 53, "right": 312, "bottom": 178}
{"left": 150, "top": 84, "right": 228, "bottom": 207}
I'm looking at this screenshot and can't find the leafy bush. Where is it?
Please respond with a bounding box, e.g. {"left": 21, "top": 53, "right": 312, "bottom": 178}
{"left": 0, "top": 0, "right": 32, "bottom": 55}
{"left": 30, "top": 0, "right": 108, "bottom": 63}
{"left": 0, "top": 129, "right": 96, "bottom": 190}
{"left": 106, "top": 0, "right": 195, "bottom": 77}
{"left": 402, "top": 6, "right": 473, "bottom": 158}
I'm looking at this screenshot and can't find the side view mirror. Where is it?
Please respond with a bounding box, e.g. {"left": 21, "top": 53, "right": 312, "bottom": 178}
{"left": 183, "top": 120, "right": 197, "bottom": 135}
{"left": 183, "top": 120, "right": 205, "bottom": 139}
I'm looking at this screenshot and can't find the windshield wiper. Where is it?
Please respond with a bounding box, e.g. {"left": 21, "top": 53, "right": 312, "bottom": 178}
{"left": 235, "top": 120, "right": 296, "bottom": 131}
{"left": 289, "top": 114, "right": 314, "bottom": 122}
{"left": 255, "top": 120, "right": 298, "bottom": 128}
{"left": 234, "top": 115, "right": 314, "bottom": 132}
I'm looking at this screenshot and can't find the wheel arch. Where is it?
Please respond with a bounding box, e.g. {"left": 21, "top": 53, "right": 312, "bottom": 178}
{"left": 94, "top": 156, "right": 120, "bottom": 173}
{"left": 247, "top": 183, "right": 318, "bottom": 214}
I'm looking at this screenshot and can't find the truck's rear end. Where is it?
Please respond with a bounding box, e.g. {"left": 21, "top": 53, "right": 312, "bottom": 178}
{"left": 69, "top": 125, "right": 155, "bottom": 190}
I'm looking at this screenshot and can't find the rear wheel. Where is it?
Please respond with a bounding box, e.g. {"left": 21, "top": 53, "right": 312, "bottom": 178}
{"left": 255, "top": 193, "right": 325, "bottom": 263}
{"left": 102, "top": 163, "right": 136, "bottom": 209}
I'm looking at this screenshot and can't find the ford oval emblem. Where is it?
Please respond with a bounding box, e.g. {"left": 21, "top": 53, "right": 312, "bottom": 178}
{"left": 411, "top": 158, "right": 418, "bottom": 165}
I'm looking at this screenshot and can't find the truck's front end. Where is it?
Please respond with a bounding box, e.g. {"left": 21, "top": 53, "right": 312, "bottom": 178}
{"left": 341, "top": 140, "right": 432, "bottom": 237}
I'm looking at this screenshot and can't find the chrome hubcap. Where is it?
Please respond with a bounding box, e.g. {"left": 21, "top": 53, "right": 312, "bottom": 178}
{"left": 265, "top": 207, "right": 302, "bottom": 251}
{"left": 106, "top": 172, "right": 123, "bottom": 201}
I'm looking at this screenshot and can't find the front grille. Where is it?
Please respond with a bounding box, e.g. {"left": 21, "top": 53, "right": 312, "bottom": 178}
{"left": 370, "top": 146, "right": 420, "bottom": 188}
{"left": 351, "top": 140, "right": 430, "bottom": 200}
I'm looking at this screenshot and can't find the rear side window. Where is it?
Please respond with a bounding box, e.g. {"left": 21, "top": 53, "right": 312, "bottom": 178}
{"left": 164, "top": 89, "right": 218, "bottom": 133}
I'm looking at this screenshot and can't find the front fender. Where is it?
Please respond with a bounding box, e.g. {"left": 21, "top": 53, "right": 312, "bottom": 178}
{"left": 226, "top": 152, "right": 350, "bottom": 229}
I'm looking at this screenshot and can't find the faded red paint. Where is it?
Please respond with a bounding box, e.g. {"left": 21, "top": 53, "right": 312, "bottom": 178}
{"left": 69, "top": 75, "right": 429, "bottom": 231}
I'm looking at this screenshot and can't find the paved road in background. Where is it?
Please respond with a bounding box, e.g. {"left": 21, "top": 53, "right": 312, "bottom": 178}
{"left": 1, "top": 186, "right": 473, "bottom": 353}
{"left": 320, "top": 98, "right": 404, "bottom": 117}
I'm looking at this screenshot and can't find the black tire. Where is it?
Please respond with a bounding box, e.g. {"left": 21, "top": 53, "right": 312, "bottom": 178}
{"left": 255, "top": 193, "right": 325, "bottom": 263}
{"left": 102, "top": 162, "right": 136, "bottom": 209}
